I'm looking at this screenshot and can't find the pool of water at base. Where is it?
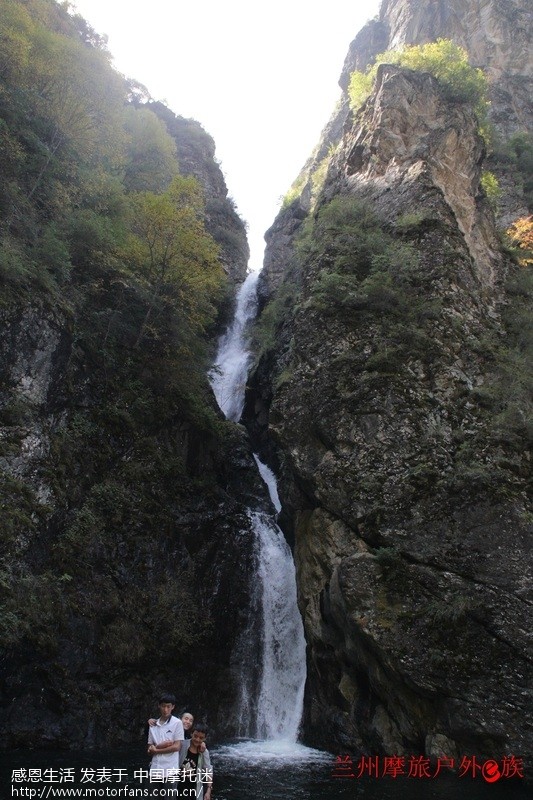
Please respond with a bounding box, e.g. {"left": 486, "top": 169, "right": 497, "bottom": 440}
{"left": 3, "top": 740, "right": 528, "bottom": 800}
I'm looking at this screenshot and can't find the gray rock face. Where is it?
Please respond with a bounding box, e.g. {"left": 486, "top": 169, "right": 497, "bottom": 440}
{"left": 0, "top": 296, "right": 270, "bottom": 747}
{"left": 246, "top": 57, "right": 532, "bottom": 768}
{"left": 343, "top": 0, "right": 533, "bottom": 135}
{"left": 262, "top": 0, "right": 532, "bottom": 304}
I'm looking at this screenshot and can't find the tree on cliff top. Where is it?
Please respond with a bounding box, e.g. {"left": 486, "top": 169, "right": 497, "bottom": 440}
{"left": 349, "top": 39, "right": 488, "bottom": 132}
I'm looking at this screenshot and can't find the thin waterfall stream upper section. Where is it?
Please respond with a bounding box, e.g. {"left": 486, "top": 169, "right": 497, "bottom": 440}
{"left": 210, "top": 272, "right": 259, "bottom": 423}
{"left": 209, "top": 272, "right": 306, "bottom": 743}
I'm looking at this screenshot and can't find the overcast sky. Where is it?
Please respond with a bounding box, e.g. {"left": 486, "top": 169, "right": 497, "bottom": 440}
{"left": 73, "top": 0, "right": 380, "bottom": 270}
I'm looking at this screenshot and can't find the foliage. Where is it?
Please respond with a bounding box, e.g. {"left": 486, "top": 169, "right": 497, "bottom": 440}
{"left": 122, "top": 105, "right": 178, "bottom": 192}
{"left": 426, "top": 594, "right": 482, "bottom": 625}
{"left": 122, "top": 174, "right": 224, "bottom": 344}
{"left": 348, "top": 39, "right": 489, "bottom": 134}
{"left": 395, "top": 39, "right": 487, "bottom": 107}
{"left": 310, "top": 155, "right": 331, "bottom": 202}
{"left": 510, "top": 132, "right": 533, "bottom": 210}
{"left": 282, "top": 145, "right": 337, "bottom": 211}
{"left": 505, "top": 216, "right": 533, "bottom": 266}
{"left": 298, "top": 196, "right": 420, "bottom": 305}
{"left": 347, "top": 68, "right": 375, "bottom": 111}
{"left": 0, "top": 0, "right": 235, "bottom": 668}
{"left": 253, "top": 277, "right": 300, "bottom": 356}
{"left": 282, "top": 173, "right": 306, "bottom": 209}
{"left": 493, "top": 132, "right": 533, "bottom": 211}
{"left": 480, "top": 170, "right": 501, "bottom": 211}
{"left": 394, "top": 211, "right": 430, "bottom": 231}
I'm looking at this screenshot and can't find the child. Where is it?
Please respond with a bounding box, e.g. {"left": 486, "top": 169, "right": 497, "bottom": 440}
{"left": 180, "top": 722, "right": 213, "bottom": 800}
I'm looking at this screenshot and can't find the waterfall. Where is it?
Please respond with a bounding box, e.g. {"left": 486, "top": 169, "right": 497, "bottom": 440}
{"left": 253, "top": 454, "right": 282, "bottom": 513}
{"left": 252, "top": 510, "right": 306, "bottom": 740}
{"left": 210, "top": 271, "right": 259, "bottom": 422}
{"left": 209, "top": 272, "right": 306, "bottom": 742}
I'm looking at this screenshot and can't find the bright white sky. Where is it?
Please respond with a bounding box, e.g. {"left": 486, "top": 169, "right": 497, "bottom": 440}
{"left": 72, "top": 0, "right": 380, "bottom": 270}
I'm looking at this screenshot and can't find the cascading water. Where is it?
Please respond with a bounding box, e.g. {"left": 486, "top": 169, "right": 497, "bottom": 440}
{"left": 252, "top": 509, "right": 306, "bottom": 741}
{"left": 209, "top": 271, "right": 306, "bottom": 743}
{"left": 210, "top": 271, "right": 259, "bottom": 422}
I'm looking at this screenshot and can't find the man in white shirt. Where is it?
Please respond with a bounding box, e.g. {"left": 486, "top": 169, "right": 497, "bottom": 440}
{"left": 147, "top": 693, "right": 184, "bottom": 780}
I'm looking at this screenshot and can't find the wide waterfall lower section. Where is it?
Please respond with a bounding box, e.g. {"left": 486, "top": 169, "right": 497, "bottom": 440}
{"left": 246, "top": 511, "right": 306, "bottom": 740}
{"left": 210, "top": 272, "right": 307, "bottom": 743}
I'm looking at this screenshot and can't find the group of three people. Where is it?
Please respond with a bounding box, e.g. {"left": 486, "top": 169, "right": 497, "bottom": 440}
{"left": 147, "top": 693, "right": 212, "bottom": 799}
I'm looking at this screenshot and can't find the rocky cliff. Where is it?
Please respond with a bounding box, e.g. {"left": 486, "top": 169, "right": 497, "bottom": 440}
{"left": 343, "top": 0, "right": 532, "bottom": 132}
{"left": 261, "top": 0, "right": 531, "bottom": 305}
{"left": 0, "top": 298, "right": 266, "bottom": 745}
{"left": 0, "top": 245, "right": 260, "bottom": 747}
{"left": 246, "top": 0, "right": 532, "bottom": 771}
{"left": 0, "top": 0, "right": 259, "bottom": 748}
{"left": 0, "top": 214, "right": 260, "bottom": 745}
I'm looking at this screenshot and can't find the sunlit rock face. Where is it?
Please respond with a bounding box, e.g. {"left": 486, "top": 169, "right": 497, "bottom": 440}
{"left": 260, "top": 0, "right": 532, "bottom": 302}
{"left": 342, "top": 0, "right": 532, "bottom": 135}
{"left": 246, "top": 18, "right": 532, "bottom": 771}
{"left": 331, "top": 65, "right": 501, "bottom": 291}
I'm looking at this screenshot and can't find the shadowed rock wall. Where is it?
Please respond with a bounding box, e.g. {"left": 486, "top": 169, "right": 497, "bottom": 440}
{"left": 246, "top": 59, "right": 532, "bottom": 768}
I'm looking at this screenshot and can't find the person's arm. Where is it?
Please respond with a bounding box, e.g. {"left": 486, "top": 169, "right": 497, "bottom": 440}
{"left": 147, "top": 718, "right": 157, "bottom": 726}
{"left": 147, "top": 728, "right": 154, "bottom": 755}
{"left": 148, "top": 739, "right": 181, "bottom": 754}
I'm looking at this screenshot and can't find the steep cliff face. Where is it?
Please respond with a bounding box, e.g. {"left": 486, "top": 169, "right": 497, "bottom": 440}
{"left": 342, "top": 0, "right": 532, "bottom": 135}
{"left": 246, "top": 56, "right": 532, "bottom": 766}
{"left": 0, "top": 0, "right": 257, "bottom": 748}
{"left": 0, "top": 294, "right": 268, "bottom": 747}
{"left": 261, "top": 0, "right": 531, "bottom": 307}
{"left": 343, "top": 0, "right": 533, "bottom": 230}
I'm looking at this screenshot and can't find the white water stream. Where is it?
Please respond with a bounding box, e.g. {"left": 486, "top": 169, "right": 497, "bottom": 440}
{"left": 210, "top": 271, "right": 259, "bottom": 422}
{"left": 209, "top": 272, "right": 306, "bottom": 744}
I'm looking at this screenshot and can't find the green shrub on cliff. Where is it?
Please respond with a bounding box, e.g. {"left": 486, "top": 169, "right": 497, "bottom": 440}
{"left": 493, "top": 131, "right": 533, "bottom": 211}
{"left": 480, "top": 170, "right": 501, "bottom": 211}
{"left": 299, "top": 195, "right": 420, "bottom": 305}
{"left": 348, "top": 39, "right": 488, "bottom": 132}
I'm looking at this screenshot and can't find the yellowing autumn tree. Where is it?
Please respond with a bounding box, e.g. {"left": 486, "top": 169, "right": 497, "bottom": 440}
{"left": 123, "top": 174, "right": 225, "bottom": 345}
{"left": 506, "top": 216, "right": 533, "bottom": 267}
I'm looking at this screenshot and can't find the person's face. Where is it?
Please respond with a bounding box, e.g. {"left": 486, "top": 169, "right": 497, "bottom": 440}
{"left": 191, "top": 730, "right": 206, "bottom": 748}
{"left": 182, "top": 713, "right": 194, "bottom": 730}
{"left": 159, "top": 702, "right": 175, "bottom": 720}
